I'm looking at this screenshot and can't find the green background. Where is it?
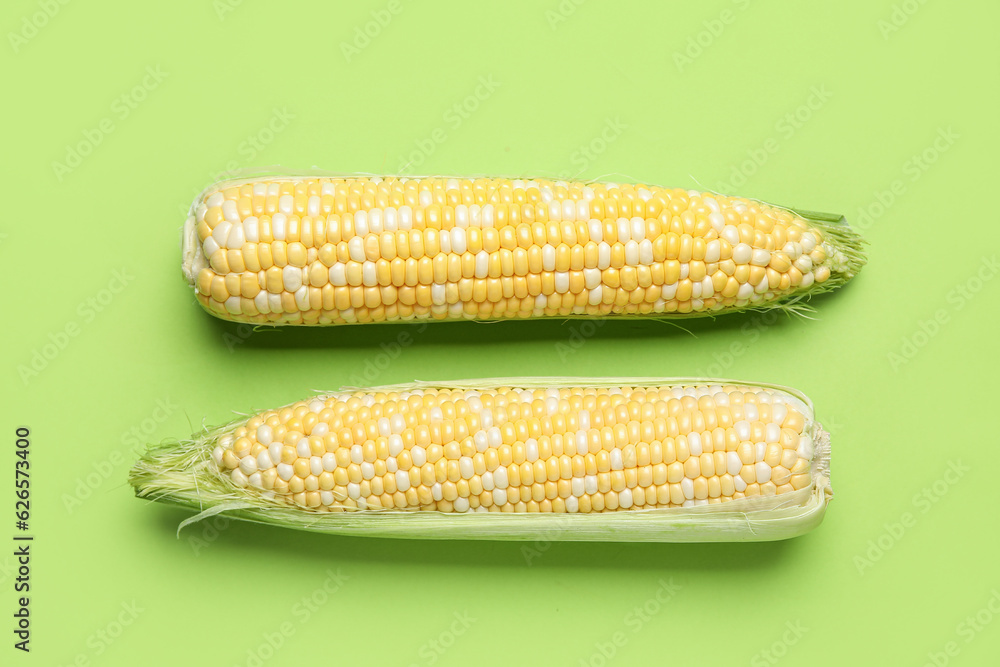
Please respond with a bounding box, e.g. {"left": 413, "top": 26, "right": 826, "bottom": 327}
{"left": 4, "top": 0, "right": 999, "bottom": 664}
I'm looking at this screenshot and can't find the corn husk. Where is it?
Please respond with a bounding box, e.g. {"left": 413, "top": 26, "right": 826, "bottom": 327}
{"left": 129, "top": 377, "right": 832, "bottom": 542}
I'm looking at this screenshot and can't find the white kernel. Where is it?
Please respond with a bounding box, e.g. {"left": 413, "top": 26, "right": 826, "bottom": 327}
{"left": 525, "top": 439, "right": 539, "bottom": 462}
{"left": 619, "top": 488, "right": 633, "bottom": 508}
{"left": 588, "top": 219, "right": 603, "bottom": 243}
{"left": 239, "top": 456, "right": 257, "bottom": 475}
{"left": 350, "top": 445, "right": 363, "bottom": 464}
{"left": 296, "top": 438, "right": 311, "bottom": 457}
{"left": 493, "top": 466, "right": 508, "bottom": 489}
{"left": 449, "top": 227, "right": 467, "bottom": 254}
{"left": 348, "top": 237, "right": 365, "bottom": 262}
{"left": 211, "top": 220, "right": 232, "bottom": 248}
{"left": 308, "top": 456, "right": 322, "bottom": 476}
{"left": 230, "top": 469, "right": 248, "bottom": 487}
{"left": 453, "top": 497, "right": 470, "bottom": 512}
{"left": 624, "top": 240, "right": 639, "bottom": 266}
{"left": 571, "top": 478, "right": 585, "bottom": 497}
{"left": 222, "top": 199, "right": 240, "bottom": 223}
{"left": 708, "top": 212, "right": 726, "bottom": 232}
{"left": 542, "top": 244, "right": 556, "bottom": 271}
{"left": 734, "top": 420, "right": 751, "bottom": 441}
{"left": 395, "top": 470, "right": 410, "bottom": 492}
{"left": 268, "top": 443, "right": 282, "bottom": 465}
{"left": 202, "top": 237, "right": 220, "bottom": 257}
{"left": 688, "top": 432, "right": 702, "bottom": 456}
{"left": 681, "top": 478, "right": 694, "bottom": 500}
{"left": 388, "top": 434, "right": 404, "bottom": 457}
{"left": 492, "top": 488, "right": 507, "bottom": 506}
{"left": 722, "top": 225, "right": 740, "bottom": 245}
{"left": 431, "top": 483, "right": 443, "bottom": 501}
{"left": 797, "top": 435, "right": 814, "bottom": 460}
{"left": 610, "top": 449, "right": 624, "bottom": 470}
{"left": 320, "top": 491, "right": 335, "bottom": 506}
{"left": 766, "top": 423, "right": 781, "bottom": 443}
{"left": 278, "top": 194, "right": 294, "bottom": 215}
{"left": 727, "top": 452, "right": 742, "bottom": 475}
{"left": 322, "top": 453, "right": 337, "bottom": 472}
{"left": 283, "top": 265, "right": 303, "bottom": 292}
{"left": 271, "top": 213, "right": 287, "bottom": 241}
{"left": 565, "top": 496, "right": 579, "bottom": 512}
{"left": 482, "top": 471, "right": 495, "bottom": 491}
{"left": 584, "top": 475, "right": 598, "bottom": 494}
{"left": 277, "top": 463, "right": 294, "bottom": 481}
{"left": 256, "top": 425, "right": 273, "bottom": 446}
{"left": 734, "top": 475, "right": 747, "bottom": 492}
{"left": 486, "top": 426, "right": 502, "bottom": 447}
{"left": 594, "top": 241, "right": 612, "bottom": 271}
{"left": 751, "top": 249, "right": 771, "bottom": 266}
{"left": 732, "top": 243, "right": 753, "bottom": 265}
{"left": 755, "top": 462, "right": 772, "bottom": 484}
{"left": 459, "top": 457, "right": 474, "bottom": 479}
{"left": 256, "top": 450, "right": 273, "bottom": 471}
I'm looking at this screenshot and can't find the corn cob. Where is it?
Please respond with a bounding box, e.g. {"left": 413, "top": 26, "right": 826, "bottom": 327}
{"left": 130, "top": 379, "right": 832, "bottom": 542}
{"left": 182, "top": 175, "right": 865, "bottom": 325}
